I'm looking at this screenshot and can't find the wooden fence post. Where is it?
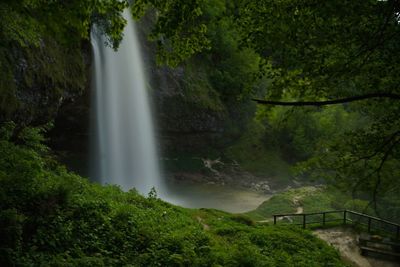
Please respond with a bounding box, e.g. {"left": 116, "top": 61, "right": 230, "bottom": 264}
{"left": 343, "top": 210, "right": 347, "bottom": 225}
{"left": 368, "top": 218, "right": 372, "bottom": 232}
{"left": 322, "top": 212, "right": 326, "bottom": 226}
{"left": 303, "top": 214, "right": 306, "bottom": 229}
{"left": 274, "top": 215, "right": 277, "bottom": 225}
{"left": 397, "top": 225, "right": 399, "bottom": 240}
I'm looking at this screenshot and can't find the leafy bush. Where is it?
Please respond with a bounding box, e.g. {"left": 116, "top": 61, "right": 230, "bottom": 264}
{"left": 0, "top": 124, "right": 346, "bottom": 266}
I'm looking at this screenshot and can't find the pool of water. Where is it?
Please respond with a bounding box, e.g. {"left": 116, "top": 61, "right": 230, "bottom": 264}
{"left": 160, "top": 181, "right": 271, "bottom": 213}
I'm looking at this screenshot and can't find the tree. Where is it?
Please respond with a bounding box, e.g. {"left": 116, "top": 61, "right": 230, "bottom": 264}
{"left": 131, "top": 0, "right": 210, "bottom": 66}
{"left": 233, "top": 0, "right": 400, "bottom": 213}
{"left": 238, "top": 0, "right": 400, "bottom": 100}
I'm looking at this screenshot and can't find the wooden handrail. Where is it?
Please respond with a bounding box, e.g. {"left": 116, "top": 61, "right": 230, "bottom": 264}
{"left": 346, "top": 210, "right": 400, "bottom": 227}
{"left": 273, "top": 210, "right": 346, "bottom": 217}
{"left": 272, "top": 210, "right": 400, "bottom": 240}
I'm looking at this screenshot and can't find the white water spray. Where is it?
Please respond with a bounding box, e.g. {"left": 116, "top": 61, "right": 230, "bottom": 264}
{"left": 91, "top": 10, "right": 163, "bottom": 194}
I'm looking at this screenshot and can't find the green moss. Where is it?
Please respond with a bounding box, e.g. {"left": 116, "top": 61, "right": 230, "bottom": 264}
{"left": 0, "top": 36, "right": 87, "bottom": 123}
{"left": 23, "top": 38, "right": 86, "bottom": 93}
{"left": 0, "top": 48, "right": 18, "bottom": 116}
{"left": 182, "top": 60, "right": 226, "bottom": 112}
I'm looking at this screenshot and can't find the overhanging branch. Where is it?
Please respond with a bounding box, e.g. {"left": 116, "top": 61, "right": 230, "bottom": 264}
{"left": 252, "top": 93, "right": 400, "bottom": 106}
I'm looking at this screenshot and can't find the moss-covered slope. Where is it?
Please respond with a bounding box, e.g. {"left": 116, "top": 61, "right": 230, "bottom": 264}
{"left": 0, "top": 125, "right": 346, "bottom": 266}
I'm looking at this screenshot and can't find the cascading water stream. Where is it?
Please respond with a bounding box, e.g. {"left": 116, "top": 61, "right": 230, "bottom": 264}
{"left": 89, "top": 10, "right": 272, "bottom": 212}
{"left": 90, "top": 10, "right": 163, "bottom": 195}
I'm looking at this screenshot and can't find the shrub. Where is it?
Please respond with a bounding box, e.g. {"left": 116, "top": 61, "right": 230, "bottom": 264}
{"left": 0, "top": 124, "right": 346, "bottom": 266}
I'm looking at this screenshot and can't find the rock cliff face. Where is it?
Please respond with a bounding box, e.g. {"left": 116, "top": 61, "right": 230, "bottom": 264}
{"left": 1, "top": 40, "right": 90, "bottom": 128}
{"left": 24, "top": 44, "right": 207, "bottom": 177}
{"left": 47, "top": 38, "right": 229, "bottom": 156}
{"left": 8, "top": 18, "right": 252, "bottom": 180}
{"left": 151, "top": 65, "right": 227, "bottom": 154}
{"left": 0, "top": 39, "right": 92, "bottom": 178}
{"left": 138, "top": 20, "right": 229, "bottom": 155}
{"left": 38, "top": 15, "right": 227, "bottom": 147}
{"left": 0, "top": 10, "right": 273, "bottom": 191}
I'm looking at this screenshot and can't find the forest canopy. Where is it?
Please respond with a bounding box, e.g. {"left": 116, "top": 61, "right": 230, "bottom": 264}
{"left": 133, "top": 0, "right": 400, "bottom": 211}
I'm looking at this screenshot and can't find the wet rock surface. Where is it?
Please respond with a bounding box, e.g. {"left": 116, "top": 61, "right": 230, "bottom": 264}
{"left": 167, "top": 158, "right": 275, "bottom": 194}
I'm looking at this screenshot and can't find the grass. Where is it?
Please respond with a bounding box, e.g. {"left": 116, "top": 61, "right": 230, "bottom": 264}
{"left": 244, "top": 186, "right": 369, "bottom": 222}
{"left": 245, "top": 186, "right": 332, "bottom": 220}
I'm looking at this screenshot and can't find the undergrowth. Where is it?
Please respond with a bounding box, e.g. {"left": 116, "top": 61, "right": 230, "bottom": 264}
{"left": 0, "top": 123, "right": 346, "bottom": 266}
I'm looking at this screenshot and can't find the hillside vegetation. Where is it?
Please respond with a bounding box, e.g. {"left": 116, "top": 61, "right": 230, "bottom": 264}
{"left": 245, "top": 187, "right": 372, "bottom": 222}
{"left": 0, "top": 124, "right": 346, "bottom": 266}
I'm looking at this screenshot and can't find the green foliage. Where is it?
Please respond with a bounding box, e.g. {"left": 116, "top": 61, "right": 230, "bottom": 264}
{"left": 202, "top": 1, "right": 262, "bottom": 101}
{"left": 378, "top": 185, "right": 400, "bottom": 221}
{"left": 231, "top": 0, "right": 400, "bottom": 210}
{"left": 0, "top": 0, "right": 128, "bottom": 122}
{"left": 132, "top": 0, "right": 210, "bottom": 66}
{"left": 0, "top": 2, "right": 42, "bottom": 47}
{"left": 246, "top": 186, "right": 354, "bottom": 221}
{"left": 248, "top": 227, "right": 344, "bottom": 267}
{"left": 0, "top": 124, "right": 346, "bottom": 266}
{"left": 343, "top": 199, "right": 373, "bottom": 215}
{"left": 146, "top": 0, "right": 400, "bottom": 218}
{"left": 0, "top": 0, "right": 127, "bottom": 49}
{"left": 147, "top": 187, "right": 158, "bottom": 199}
{"left": 237, "top": 0, "right": 400, "bottom": 100}
{"left": 181, "top": 61, "right": 226, "bottom": 112}
{"left": 257, "top": 104, "right": 366, "bottom": 163}
{"left": 293, "top": 103, "right": 400, "bottom": 207}
{"left": 225, "top": 118, "right": 292, "bottom": 182}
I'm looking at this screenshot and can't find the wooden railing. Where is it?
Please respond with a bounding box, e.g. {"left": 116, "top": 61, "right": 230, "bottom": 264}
{"left": 273, "top": 210, "right": 400, "bottom": 240}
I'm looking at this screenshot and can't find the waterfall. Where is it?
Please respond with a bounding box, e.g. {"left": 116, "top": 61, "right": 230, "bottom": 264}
{"left": 90, "top": 9, "right": 163, "bottom": 195}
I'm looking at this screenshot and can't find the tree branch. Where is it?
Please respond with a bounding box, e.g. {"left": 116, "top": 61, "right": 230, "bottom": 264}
{"left": 252, "top": 93, "right": 400, "bottom": 106}
{"left": 348, "top": 131, "right": 400, "bottom": 165}
{"left": 362, "top": 135, "right": 400, "bottom": 214}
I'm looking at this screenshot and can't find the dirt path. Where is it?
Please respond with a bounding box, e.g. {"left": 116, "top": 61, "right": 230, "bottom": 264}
{"left": 296, "top": 206, "right": 303, "bottom": 214}
{"left": 314, "top": 227, "right": 400, "bottom": 267}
